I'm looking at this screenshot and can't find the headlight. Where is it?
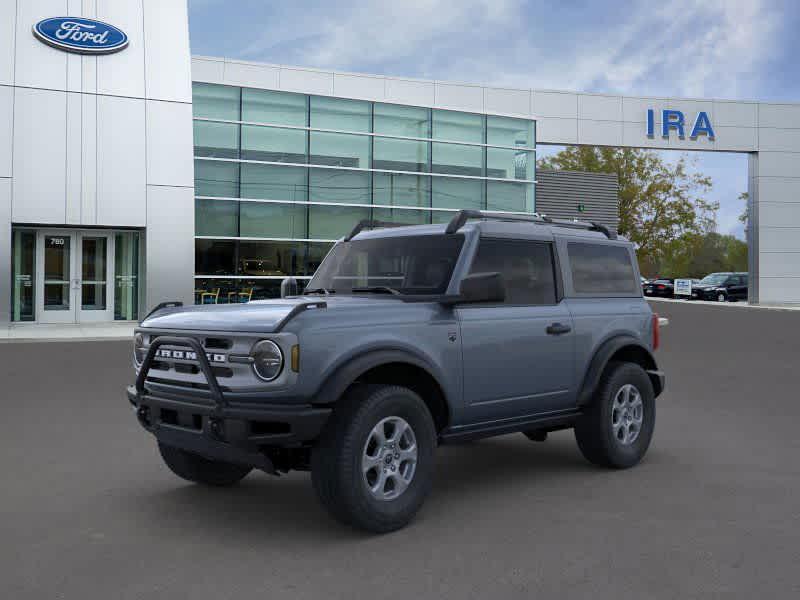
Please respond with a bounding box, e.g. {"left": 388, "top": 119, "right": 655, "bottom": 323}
{"left": 714, "top": 287, "right": 727, "bottom": 291}
{"left": 251, "top": 340, "right": 284, "bottom": 381}
{"left": 134, "top": 333, "right": 145, "bottom": 365}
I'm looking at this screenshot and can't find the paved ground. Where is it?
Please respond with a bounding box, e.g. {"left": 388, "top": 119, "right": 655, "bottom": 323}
{"left": 1, "top": 301, "right": 799, "bottom": 599}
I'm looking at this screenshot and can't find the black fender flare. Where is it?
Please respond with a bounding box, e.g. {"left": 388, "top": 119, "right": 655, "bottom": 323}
{"left": 577, "top": 336, "right": 663, "bottom": 405}
{"left": 311, "top": 348, "right": 451, "bottom": 411}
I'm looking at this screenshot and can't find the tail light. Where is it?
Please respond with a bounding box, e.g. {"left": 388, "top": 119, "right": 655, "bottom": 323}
{"left": 657, "top": 284, "right": 665, "bottom": 290}
{"left": 652, "top": 313, "right": 660, "bottom": 351}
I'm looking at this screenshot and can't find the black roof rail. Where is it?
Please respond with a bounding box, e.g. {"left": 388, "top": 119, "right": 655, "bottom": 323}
{"left": 344, "top": 219, "right": 415, "bottom": 241}
{"left": 444, "top": 209, "right": 616, "bottom": 240}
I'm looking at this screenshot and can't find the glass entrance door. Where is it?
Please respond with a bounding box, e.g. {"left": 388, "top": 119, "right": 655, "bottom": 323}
{"left": 35, "top": 231, "right": 114, "bottom": 323}
{"left": 37, "top": 231, "right": 76, "bottom": 323}
{"left": 78, "top": 232, "right": 113, "bottom": 322}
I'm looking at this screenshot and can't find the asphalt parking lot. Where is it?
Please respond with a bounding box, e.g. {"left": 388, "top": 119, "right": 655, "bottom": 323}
{"left": 2, "top": 300, "right": 799, "bottom": 599}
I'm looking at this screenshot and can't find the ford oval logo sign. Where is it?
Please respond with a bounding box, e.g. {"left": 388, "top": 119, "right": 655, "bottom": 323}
{"left": 32, "top": 17, "right": 128, "bottom": 55}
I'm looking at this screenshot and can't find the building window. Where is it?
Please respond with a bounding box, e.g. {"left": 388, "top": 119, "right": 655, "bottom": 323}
{"left": 114, "top": 232, "right": 140, "bottom": 320}
{"left": 193, "top": 83, "right": 240, "bottom": 121}
{"left": 11, "top": 230, "right": 36, "bottom": 322}
{"left": 242, "top": 88, "right": 307, "bottom": 126}
{"left": 192, "top": 84, "right": 537, "bottom": 287}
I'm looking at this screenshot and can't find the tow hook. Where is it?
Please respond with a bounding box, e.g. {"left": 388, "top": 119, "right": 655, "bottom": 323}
{"left": 136, "top": 406, "right": 151, "bottom": 427}
{"left": 209, "top": 417, "right": 225, "bottom": 441}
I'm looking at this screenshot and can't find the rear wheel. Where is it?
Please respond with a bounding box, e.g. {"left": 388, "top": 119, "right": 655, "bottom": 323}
{"left": 311, "top": 384, "right": 437, "bottom": 533}
{"left": 157, "top": 442, "right": 252, "bottom": 486}
{"left": 574, "top": 362, "right": 655, "bottom": 469}
{"left": 717, "top": 292, "right": 727, "bottom": 302}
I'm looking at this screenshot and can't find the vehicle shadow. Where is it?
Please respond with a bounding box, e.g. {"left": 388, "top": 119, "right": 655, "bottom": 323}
{"left": 131, "top": 433, "right": 598, "bottom": 542}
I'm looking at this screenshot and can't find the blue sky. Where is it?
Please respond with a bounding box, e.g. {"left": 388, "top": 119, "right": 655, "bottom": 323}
{"left": 188, "top": 0, "right": 800, "bottom": 239}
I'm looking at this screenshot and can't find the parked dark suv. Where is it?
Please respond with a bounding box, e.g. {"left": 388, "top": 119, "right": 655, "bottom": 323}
{"left": 128, "top": 210, "right": 666, "bottom": 533}
{"left": 691, "top": 272, "right": 749, "bottom": 302}
{"left": 643, "top": 279, "right": 675, "bottom": 298}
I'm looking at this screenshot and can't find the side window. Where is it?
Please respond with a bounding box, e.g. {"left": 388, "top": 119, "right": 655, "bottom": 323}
{"left": 568, "top": 242, "right": 637, "bottom": 295}
{"left": 469, "top": 239, "right": 557, "bottom": 305}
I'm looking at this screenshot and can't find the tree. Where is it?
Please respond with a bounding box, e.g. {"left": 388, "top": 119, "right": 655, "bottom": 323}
{"left": 538, "top": 147, "right": 718, "bottom": 276}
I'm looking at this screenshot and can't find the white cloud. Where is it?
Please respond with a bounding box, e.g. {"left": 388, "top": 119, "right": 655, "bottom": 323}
{"left": 231, "top": 0, "right": 781, "bottom": 99}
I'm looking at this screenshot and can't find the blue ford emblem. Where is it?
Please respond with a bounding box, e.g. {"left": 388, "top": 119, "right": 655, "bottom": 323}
{"left": 32, "top": 17, "right": 128, "bottom": 54}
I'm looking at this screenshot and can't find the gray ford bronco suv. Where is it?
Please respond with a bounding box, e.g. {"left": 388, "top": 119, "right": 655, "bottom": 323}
{"left": 127, "top": 210, "right": 665, "bottom": 533}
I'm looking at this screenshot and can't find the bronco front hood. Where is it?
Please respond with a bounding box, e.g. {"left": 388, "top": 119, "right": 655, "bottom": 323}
{"left": 139, "top": 296, "right": 394, "bottom": 333}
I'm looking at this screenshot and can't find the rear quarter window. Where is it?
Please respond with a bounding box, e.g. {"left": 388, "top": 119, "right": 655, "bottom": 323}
{"left": 567, "top": 242, "right": 638, "bottom": 295}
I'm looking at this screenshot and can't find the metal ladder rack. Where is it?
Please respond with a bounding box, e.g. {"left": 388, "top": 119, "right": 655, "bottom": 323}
{"left": 444, "top": 209, "right": 616, "bottom": 239}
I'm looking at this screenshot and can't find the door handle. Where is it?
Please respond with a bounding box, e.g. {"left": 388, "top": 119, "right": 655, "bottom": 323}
{"left": 546, "top": 322, "right": 572, "bottom": 335}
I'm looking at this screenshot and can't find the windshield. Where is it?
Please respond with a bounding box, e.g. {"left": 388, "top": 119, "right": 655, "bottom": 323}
{"left": 306, "top": 234, "right": 465, "bottom": 295}
{"left": 699, "top": 273, "right": 729, "bottom": 285}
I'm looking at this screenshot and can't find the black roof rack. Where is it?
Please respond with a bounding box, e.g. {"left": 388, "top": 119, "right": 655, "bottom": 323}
{"left": 444, "top": 209, "right": 616, "bottom": 240}
{"left": 344, "top": 219, "right": 415, "bottom": 241}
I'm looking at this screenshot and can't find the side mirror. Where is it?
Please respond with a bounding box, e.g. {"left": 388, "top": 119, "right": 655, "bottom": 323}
{"left": 455, "top": 272, "right": 505, "bottom": 304}
{"left": 280, "top": 277, "right": 298, "bottom": 298}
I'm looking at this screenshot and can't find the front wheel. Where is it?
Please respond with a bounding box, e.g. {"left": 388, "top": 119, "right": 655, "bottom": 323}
{"left": 311, "top": 384, "right": 437, "bottom": 533}
{"left": 158, "top": 442, "right": 252, "bottom": 486}
{"left": 717, "top": 292, "right": 727, "bottom": 302}
{"left": 574, "top": 362, "right": 655, "bottom": 469}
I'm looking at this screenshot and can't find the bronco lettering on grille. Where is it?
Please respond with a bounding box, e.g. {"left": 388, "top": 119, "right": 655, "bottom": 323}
{"left": 153, "top": 349, "right": 227, "bottom": 363}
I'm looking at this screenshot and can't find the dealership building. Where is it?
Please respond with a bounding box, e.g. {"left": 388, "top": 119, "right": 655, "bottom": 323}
{"left": 2, "top": 1, "right": 800, "bottom": 328}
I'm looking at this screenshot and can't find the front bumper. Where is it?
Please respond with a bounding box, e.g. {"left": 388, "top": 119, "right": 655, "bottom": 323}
{"left": 128, "top": 385, "right": 331, "bottom": 469}
{"left": 128, "top": 334, "right": 331, "bottom": 471}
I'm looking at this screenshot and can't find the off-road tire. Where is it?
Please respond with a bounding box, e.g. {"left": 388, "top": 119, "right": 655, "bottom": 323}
{"left": 311, "top": 384, "right": 437, "bottom": 533}
{"left": 158, "top": 442, "right": 252, "bottom": 486}
{"left": 574, "top": 361, "right": 655, "bottom": 469}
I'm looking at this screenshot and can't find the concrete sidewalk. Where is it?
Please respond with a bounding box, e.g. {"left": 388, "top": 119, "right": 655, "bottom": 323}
{"left": 0, "top": 322, "right": 135, "bottom": 343}
{"left": 648, "top": 297, "right": 800, "bottom": 311}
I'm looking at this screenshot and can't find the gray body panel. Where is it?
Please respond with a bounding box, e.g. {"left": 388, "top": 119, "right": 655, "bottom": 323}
{"left": 136, "top": 220, "right": 656, "bottom": 435}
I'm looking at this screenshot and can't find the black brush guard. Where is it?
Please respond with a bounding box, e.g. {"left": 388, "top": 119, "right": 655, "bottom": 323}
{"left": 128, "top": 336, "right": 331, "bottom": 472}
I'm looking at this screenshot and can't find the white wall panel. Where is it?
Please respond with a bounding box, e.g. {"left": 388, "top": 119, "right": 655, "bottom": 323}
{"left": 333, "top": 73, "right": 384, "bottom": 101}
{"left": 758, "top": 277, "right": 800, "bottom": 304}
{"left": 484, "top": 87, "right": 530, "bottom": 117}
{"left": 758, "top": 252, "right": 800, "bottom": 277}
{"left": 11, "top": 87, "right": 66, "bottom": 224}
{"left": 96, "top": 0, "right": 145, "bottom": 98}
{"left": 96, "top": 95, "right": 146, "bottom": 225}
{"left": 0, "top": 0, "right": 15, "bottom": 85}
{"left": 759, "top": 202, "right": 800, "bottom": 228}
{"left": 622, "top": 121, "right": 667, "bottom": 149}
{"left": 81, "top": 92, "right": 97, "bottom": 224}
{"left": 578, "top": 94, "right": 622, "bottom": 121}
{"left": 713, "top": 126, "right": 757, "bottom": 152}
{"left": 0, "top": 85, "right": 12, "bottom": 178}
{"left": 533, "top": 91, "right": 577, "bottom": 119}
{"left": 145, "top": 184, "right": 193, "bottom": 310}
{"left": 578, "top": 119, "right": 623, "bottom": 146}
{"left": 146, "top": 100, "right": 193, "bottom": 187}
{"left": 758, "top": 128, "right": 800, "bottom": 153}
{"left": 435, "top": 82, "right": 483, "bottom": 112}
{"left": 279, "top": 67, "right": 334, "bottom": 96}
{"left": 713, "top": 101, "right": 757, "bottom": 128}
{"left": 536, "top": 117, "right": 577, "bottom": 145}
{"left": 385, "top": 78, "right": 435, "bottom": 107}
{"left": 143, "top": 0, "right": 191, "bottom": 102}
{"left": 14, "top": 0, "right": 69, "bottom": 90}
{"left": 758, "top": 226, "right": 800, "bottom": 251}
{"left": 757, "top": 152, "right": 800, "bottom": 178}
{"left": 65, "top": 92, "right": 82, "bottom": 223}
{"left": 756, "top": 177, "right": 800, "bottom": 204}
{"left": 621, "top": 97, "right": 655, "bottom": 123}
{"left": 191, "top": 57, "right": 225, "bottom": 83}
{"left": 759, "top": 103, "right": 800, "bottom": 129}
{"left": 223, "top": 61, "right": 279, "bottom": 89}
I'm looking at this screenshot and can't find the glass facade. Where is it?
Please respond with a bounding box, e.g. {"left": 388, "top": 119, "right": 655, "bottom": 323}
{"left": 192, "top": 82, "right": 536, "bottom": 302}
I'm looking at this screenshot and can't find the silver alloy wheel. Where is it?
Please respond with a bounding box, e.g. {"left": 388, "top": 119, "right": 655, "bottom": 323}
{"left": 611, "top": 384, "right": 644, "bottom": 445}
{"left": 717, "top": 293, "right": 726, "bottom": 302}
{"left": 361, "top": 416, "right": 418, "bottom": 501}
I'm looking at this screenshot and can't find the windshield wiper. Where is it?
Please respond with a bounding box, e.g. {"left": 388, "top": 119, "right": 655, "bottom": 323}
{"left": 304, "top": 287, "right": 335, "bottom": 295}
{"left": 351, "top": 286, "right": 401, "bottom": 295}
